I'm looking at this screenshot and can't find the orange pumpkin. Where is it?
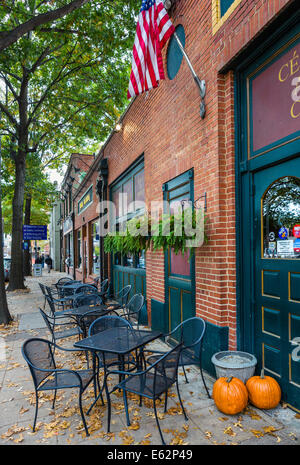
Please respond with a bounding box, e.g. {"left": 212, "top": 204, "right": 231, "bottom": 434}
{"left": 246, "top": 369, "right": 281, "bottom": 409}
{"left": 212, "top": 376, "right": 248, "bottom": 415}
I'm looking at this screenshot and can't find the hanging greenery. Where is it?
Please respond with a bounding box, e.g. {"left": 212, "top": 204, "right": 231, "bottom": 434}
{"left": 104, "top": 207, "right": 208, "bottom": 257}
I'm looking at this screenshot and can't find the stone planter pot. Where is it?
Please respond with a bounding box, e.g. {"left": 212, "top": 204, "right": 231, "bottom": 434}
{"left": 211, "top": 351, "right": 257, "bottom": 383}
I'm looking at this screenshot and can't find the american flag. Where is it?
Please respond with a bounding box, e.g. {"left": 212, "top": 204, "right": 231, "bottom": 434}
{"left": 127, "top": 0, "right": 175, "bottom": 99}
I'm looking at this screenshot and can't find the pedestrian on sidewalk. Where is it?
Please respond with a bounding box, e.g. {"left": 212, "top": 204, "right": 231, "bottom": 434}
{"left": 45, "top": 255, "right": 53, "bottom": 274}
{"left": 65, "top": 255, "right": 71, "bottom": 275}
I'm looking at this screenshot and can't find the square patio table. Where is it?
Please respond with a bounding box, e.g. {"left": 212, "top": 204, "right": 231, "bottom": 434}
{"left": 74, "top": 327, "right": 163, "bottom": 413}
{"left": 74, "top": 327, "right": 162, "bottom": 355}
{"left": 62, "top": 304, "right": 109, "bottom": 318}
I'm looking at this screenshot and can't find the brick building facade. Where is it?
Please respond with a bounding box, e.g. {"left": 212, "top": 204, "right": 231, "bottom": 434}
{"left": 60, "top": 0, "right": 300, "bottom": 411}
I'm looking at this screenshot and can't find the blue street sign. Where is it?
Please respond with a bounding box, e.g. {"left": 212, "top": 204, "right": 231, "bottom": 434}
{"left": 23, "top": 225, "right": 47, "bottom": 240}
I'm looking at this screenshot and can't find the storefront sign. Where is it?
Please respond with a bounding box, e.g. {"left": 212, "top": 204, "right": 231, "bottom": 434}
{"left": 250, "top": 37, "right": 300, "bottom": 156}
{"left": 292, "top": 224, "right": 300, "bottom": 238}
{"left": 23, "top": 225, "right": 47, "bottom": 240}
{"left": 78, "top": 186, "right": 93, "bottom": 214}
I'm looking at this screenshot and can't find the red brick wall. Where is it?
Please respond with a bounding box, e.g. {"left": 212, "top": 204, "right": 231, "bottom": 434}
{"left": 70, "top": 0, "right": 294, "bottom": 347}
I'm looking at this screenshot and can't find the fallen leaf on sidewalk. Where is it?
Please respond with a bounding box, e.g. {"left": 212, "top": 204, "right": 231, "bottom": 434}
{"left": 19, "top": 406, "right": 29, "bottom": 415}
{"left": 224, "top": 426, "right": 236, "bottom": 437}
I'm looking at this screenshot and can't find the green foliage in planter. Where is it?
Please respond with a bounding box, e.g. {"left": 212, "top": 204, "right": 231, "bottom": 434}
{"left": 104, "top": 207, "right": 208, "bottom": 256}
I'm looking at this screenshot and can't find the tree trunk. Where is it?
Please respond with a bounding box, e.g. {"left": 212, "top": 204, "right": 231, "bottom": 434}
{"left": 0, "top": 149, "right": 12, "bottom": 324}
{"left": 7, "top": 155, "right": 26, "bottom": 291}
{"left": 23, "top": 195, "right": 31, "bottom": 276}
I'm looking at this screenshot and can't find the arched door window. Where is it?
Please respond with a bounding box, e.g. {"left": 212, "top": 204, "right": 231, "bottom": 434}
{"left": 262, "top": 176, "right": 300, "bottom": 259}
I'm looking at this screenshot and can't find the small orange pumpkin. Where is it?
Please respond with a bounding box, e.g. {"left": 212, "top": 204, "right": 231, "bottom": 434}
{"left": 212, "top": 376, "right": 248, "bottom": 415}
{"left": 246, "top": 369, "right": 281, "bottom": 409}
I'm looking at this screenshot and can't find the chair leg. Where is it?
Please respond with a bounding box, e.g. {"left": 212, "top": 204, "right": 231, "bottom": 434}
{"left": 104, "top": 379, "right": 111, "bottom": 433}
{"left": 123, "top": 389, "right": 131, "bottom": 426}
{"left": 176, "top": 378, "right": 188, "bottom": 421}
{"left": 164, "top": 390, "right": 168, "bottom": 413}
{"left": 52, "top": 389, "right": 57, "bottom": 409}
{"left": 153, "top": 400, "right": 165, "bottom": 445}
{"left": 33, "top": 391, "right": 39, "bottom": 432}
{"left": 78, "top": 389, "right": 89, "bottom": 437}
{"left": 182, "top": 364, "right": 189, "bottom": 383}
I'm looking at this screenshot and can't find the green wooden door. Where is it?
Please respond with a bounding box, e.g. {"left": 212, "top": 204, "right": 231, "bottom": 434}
{"left": 164, "top": 170, "right": 195, "bottom": 335}
{"left": 253, "top": 157, "right": 300, "bottom": 410}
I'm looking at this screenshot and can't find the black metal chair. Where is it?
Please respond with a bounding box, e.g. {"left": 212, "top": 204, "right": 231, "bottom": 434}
{"left": 45, "top": 285, "right": 73, "bottom": 310}
{"left": 55, "top": 277, "right": 75, "bottom": 297}
{"left": 22, "top": 338, "right": 98, "bottom": 436}
{"left": 45, "top": 295, "right": 73, "bottom": 319}
{"left": 145, "top": 316, "right": 210, "bottom": 398}
{"left": 38, "top": 282, "right": 48, "bottom": 310}
{"left": 123, "top": 294, "right": 144, "bottom": 329}
{"left": 104, "top": 343, "right": 186, "bottom": 445}
{"left": 85, "top": 315, "right": 136, "bottom": 414}
{"left": 39, "top": 308, "right": 82, "bottom": 345}
{"left": 74, "top": 294, "right": 103, "bottom": 308}
{"left": 107, "top": 285, "right": 132, "bottom": 313}
{"left": 88, "top": 314, "right": 133, "bottom": 337}
{"left": 74, "top": 284, "right": 98, "bottom": 295}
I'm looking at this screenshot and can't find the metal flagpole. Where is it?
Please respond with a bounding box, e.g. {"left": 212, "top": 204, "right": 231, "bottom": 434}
{"left": 173, "top": 31, "right": 206, "bottom": 119}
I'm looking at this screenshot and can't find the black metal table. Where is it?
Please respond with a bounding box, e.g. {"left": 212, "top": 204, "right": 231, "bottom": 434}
{"left": 74, "top": 327, "right": 163, "bottom": 413}
{"left": 62, "top": 304, "right": 109, "bottom": 318}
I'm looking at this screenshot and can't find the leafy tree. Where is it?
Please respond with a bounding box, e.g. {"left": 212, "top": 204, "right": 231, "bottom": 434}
{"left": 0, "top": 0, "right": 91, "bottom": 53}
{"left": 0, "top": 0, "right": 138, "bottom": 290}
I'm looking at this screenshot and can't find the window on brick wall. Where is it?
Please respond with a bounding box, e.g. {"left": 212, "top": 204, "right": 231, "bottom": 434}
{"left": 110, "top": 158, "right": 145, "bottom": 269}
{"left": 212, "top": 0, "right": 242, "bottom": 34}
{"left": 220, "top": 0, "right": 235, "bottom": 17}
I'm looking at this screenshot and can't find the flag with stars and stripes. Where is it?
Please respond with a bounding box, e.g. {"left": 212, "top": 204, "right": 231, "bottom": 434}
{"left": 127, "top": 0, "right": 175, "bottom": 99}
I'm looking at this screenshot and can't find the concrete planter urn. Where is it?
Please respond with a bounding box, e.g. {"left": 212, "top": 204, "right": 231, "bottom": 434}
{"left": 211, "top": 351, "right": 257, "bottom": 383}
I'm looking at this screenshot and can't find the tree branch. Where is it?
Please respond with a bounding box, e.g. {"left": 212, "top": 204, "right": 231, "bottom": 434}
{"left": 0, "top": 0, "right": 91, "bottom": 53}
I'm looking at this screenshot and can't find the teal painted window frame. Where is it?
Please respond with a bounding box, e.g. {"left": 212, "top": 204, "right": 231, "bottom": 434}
{"left": 220, "top": 0, "right": 235, "bottom": 17}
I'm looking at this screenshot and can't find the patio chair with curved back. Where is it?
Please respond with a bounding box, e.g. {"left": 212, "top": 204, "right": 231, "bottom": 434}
{"left": 123, "top": 294, "right": 144, "bottom": 329}
{"left": 74, "top": 284, "right": 98, "bottom": 296}
{"left": 107, "top": 285, "right": 132, "bottom": 314}
{"left": 89, "top": 314, "right": 133, "bottom": 337}
{"left": 38, "top": 282, "right": 48, "bottom": 310}
{"left": 44, "top": 285, "right": 74, "bottom": 310}
{"left": 145, "top": 316, "right": 210, "bottom": 399}
{"left": 22, "top": 338, "right": 98, "bottom": 436}
{"left": 55, "top": 277, "right": 74, "bottom": 297}
{"left": 73, "top": 293, "right": 103, "bottom": 308}
{"left": 85, "top": 315, "right": 136, "bottom": 415}
{"left": 39, "top": 308, "right": 82, "bottom": 345}
{"left": 45, "top": 295, "right": 73, "bottom": 320}
{"left": 103, "top": 342, "right": 186, "bottom": 445}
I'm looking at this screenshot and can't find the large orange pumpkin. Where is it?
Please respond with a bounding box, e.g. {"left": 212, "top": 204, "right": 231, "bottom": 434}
{"left": 246, "top": 369, "right": 281, "bottom": 409}
{"left": 212, "top": 376, "right": 248, "bottom": 415}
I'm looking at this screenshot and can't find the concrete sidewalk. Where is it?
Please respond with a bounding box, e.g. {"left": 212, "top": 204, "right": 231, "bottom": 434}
{"left": 0, "top": 271, "right": 299, "bottom": 445}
